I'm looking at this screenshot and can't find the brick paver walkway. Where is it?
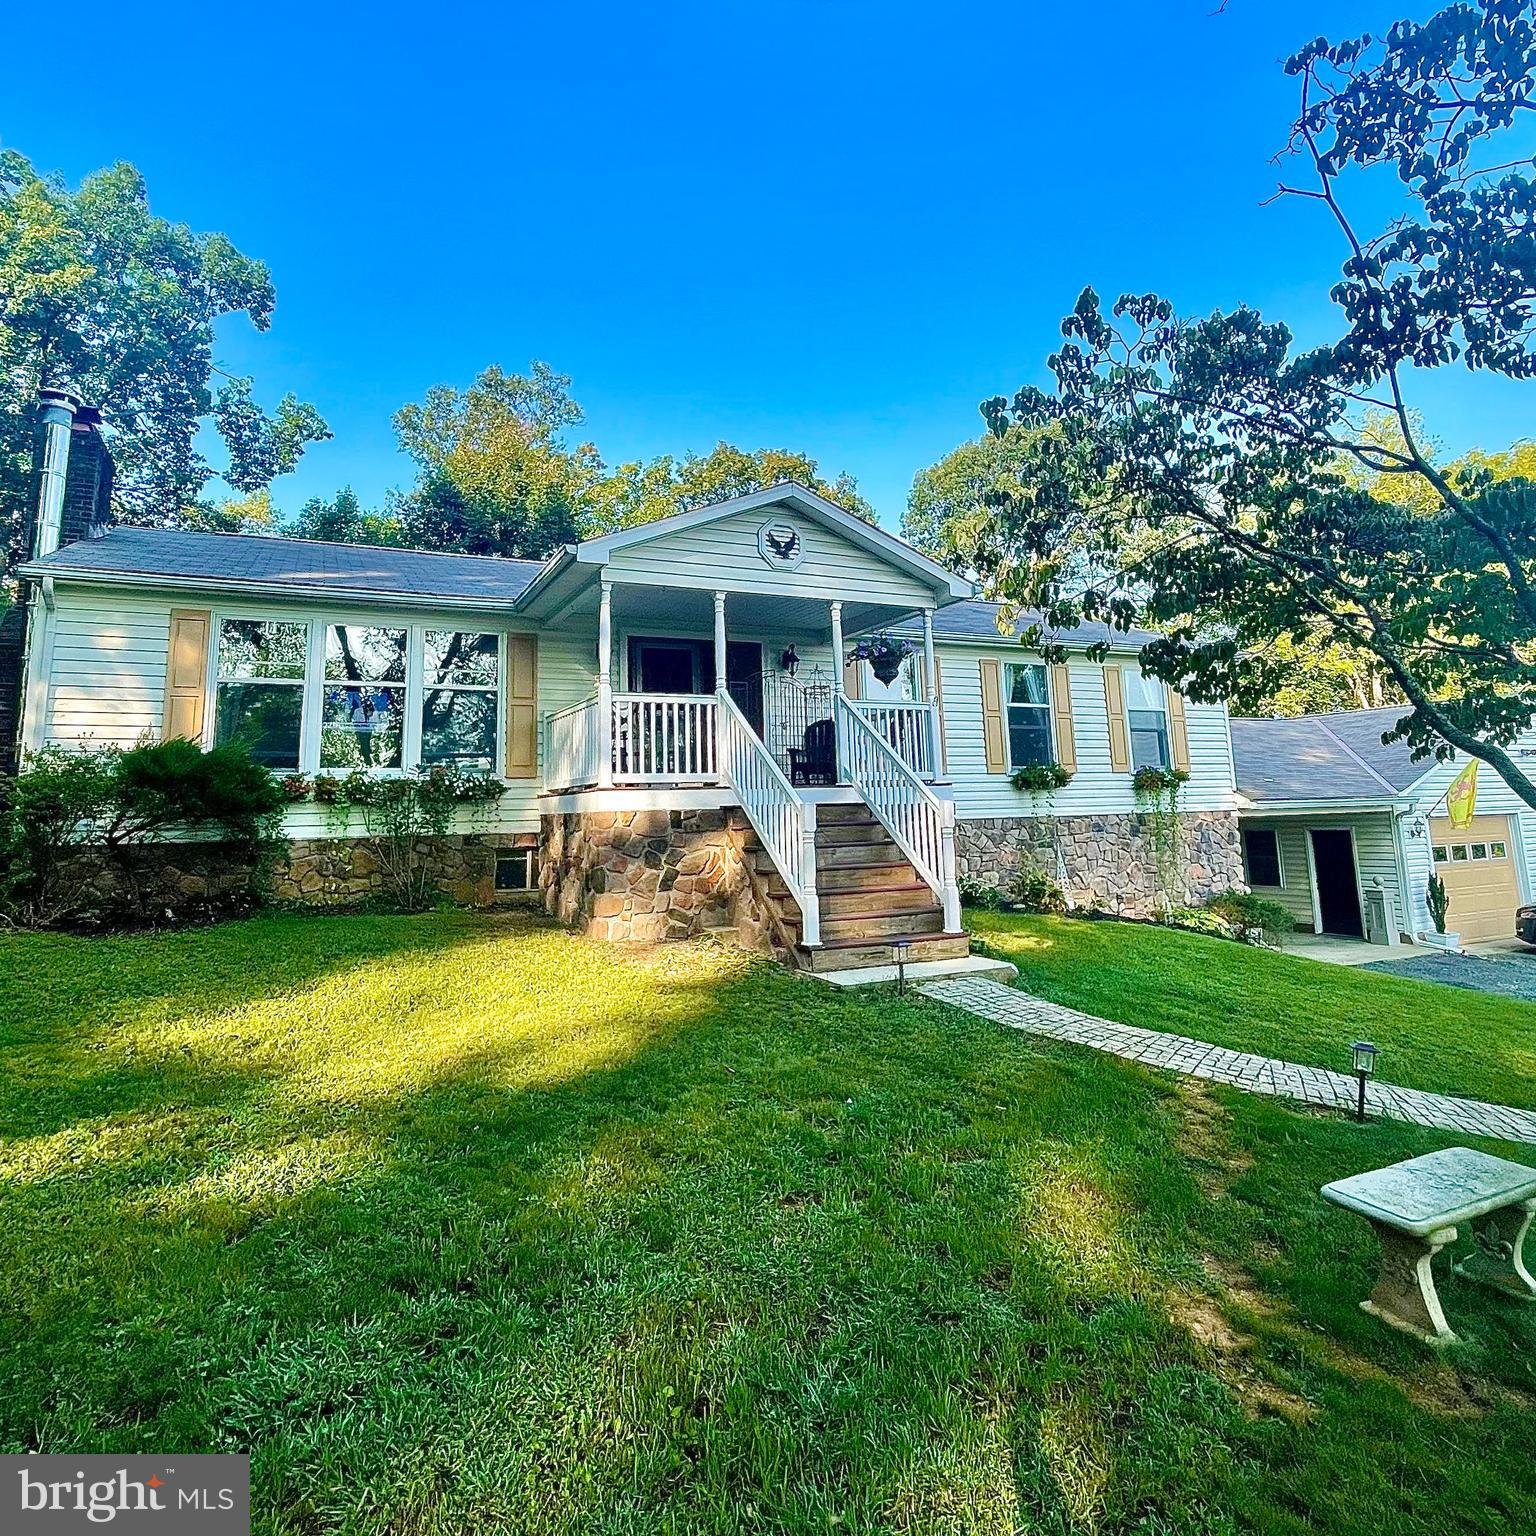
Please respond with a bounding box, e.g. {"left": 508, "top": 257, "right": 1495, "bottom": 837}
{"left": 920, "top": 974, "right": 1536, "bottom": 1146}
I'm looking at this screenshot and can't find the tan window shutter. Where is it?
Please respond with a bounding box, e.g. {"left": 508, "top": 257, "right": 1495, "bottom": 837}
{"left": 842, "top": 656, "right": 863, "bottom": 699}
{"left": 1168, "top": 688, "right": 1191, "bottom": 773}
{"left": 1103, "top": 664, "right": 1131, "bottom": 773}
{"left": 504, "top": 633, "right": 539, "bottom": 778}
{"left": 1049, "top": 662, "right": 1076, "bottom": 773}
{"left": 979, "top": 658, "right": 1008, "bottom": 773}
{"left": 163, "top": 609, "right": 211, "bottom": 743}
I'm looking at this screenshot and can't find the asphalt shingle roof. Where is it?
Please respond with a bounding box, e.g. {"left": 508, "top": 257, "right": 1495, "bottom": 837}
{"left": 21, "top": 527, "right": 546, "bottom": 605}
{"left": 1232, "top": 706, "right": 1430, "bottom": 804}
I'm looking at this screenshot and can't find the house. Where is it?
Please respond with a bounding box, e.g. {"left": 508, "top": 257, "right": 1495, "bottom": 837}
{"left": 8, "top": 392, "right": 1245, "bottom": 973}
{"left": 1233, "top": 707, "right": 1536, "bottom": 947}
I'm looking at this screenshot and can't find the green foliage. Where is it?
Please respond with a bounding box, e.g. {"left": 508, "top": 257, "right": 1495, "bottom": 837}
{"left": 327, "top": 766, "right": 506, "bottom": 910}
{"left": 287, "top": 485, "right": 404, "bottom": 546}
{"left": 1007, "top": 865, "right": 1067, "bottom": 914}
{"left": 1205, "top": 888, "right": 1294, "bottom": 942}
{"left": 0, "top": 150, "right": 327, "bottom": 568}
{"left": 288, "top": 363, "right": 873, "bottom": 557}
{"left": 0, "top": 740, "right": 286, "bottom": 925}
{"left": 1009, "top": 761, "right": 1074, "bottom": 795}
{"left": 978, "top": 1, "right": 1536, "bottom": 812}
{"left": 903, "top": 426, "right": 1046, "bottom": 563}
{"left": 1427, "top": 872, "right": 1452, "bottom": 934}
{"left": 956, "top": 875, "right": 1005, "bottom": 910}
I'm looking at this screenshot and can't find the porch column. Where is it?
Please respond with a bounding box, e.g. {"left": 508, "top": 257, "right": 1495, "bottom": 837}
{"left": 597, "top": 578, "right": 614, "bottom": 788}
{"left": 921, "top": 606, "right": 942, "bottom": 779}
{"left": 829, "top": 601, "right": 845, "bottom": 697}
{"left": 713, "top": 591, "right": 727, "bottom": 696}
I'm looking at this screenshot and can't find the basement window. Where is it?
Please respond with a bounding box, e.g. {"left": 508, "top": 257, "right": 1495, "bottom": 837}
{"left": 495, "top": 849, "right": 533, "bottom": 893}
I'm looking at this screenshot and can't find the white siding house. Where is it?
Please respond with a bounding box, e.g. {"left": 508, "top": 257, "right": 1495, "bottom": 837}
{"left": 11, "top": 470, "right": 1247, "bottom": 966}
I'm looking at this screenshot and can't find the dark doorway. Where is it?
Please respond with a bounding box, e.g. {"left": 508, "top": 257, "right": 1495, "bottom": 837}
{"left": 726, "top": 641, "right": 764, "bottom": 736}
{"left": 629, "top": 637, "right": 707, "bottom": 694}
{"left": 1310, "top": 829, "right": 1363, "bottom": 936}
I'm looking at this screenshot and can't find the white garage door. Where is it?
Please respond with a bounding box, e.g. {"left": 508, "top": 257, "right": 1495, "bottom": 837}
{"left": 1429, "top": 814, "right": 1521, "bottom": 943}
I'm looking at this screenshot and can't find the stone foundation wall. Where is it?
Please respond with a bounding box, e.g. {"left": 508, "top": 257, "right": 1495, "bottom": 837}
{"left": 956, "top": 811, "right": 1243, "bottom": 916}
{"left": 54, "top": 832, "right": 538, "bottom": 918}
{"left": 540, "top": 808, "right": 747, "bottom": 943}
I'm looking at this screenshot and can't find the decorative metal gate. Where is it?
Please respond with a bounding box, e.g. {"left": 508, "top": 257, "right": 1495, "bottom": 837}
{"left": 761, "top": 665, "right": 837, "bottom": 784}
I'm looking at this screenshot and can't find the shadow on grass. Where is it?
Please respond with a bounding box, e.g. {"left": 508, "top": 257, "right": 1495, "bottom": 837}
{"left": 1, "top": 910, "right": 1534, "bottom": 1535}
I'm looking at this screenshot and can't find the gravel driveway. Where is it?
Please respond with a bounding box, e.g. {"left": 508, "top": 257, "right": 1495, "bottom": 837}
{"left": 1363, "top": 948, "right": 1536, "bottom": 1001}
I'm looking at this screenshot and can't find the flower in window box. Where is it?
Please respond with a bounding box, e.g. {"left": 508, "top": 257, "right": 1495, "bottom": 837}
{"left": 278, "top": 773, "right": 313, "bottom": 802}
{"left": 1132, "top": 765, "right": 1189, "bottom": 796}
{"left": 311, "top": 773, "right": 342, "bottom": 804}
{"left": 1010, "top": 762, "right": 1074, "bottom": 794}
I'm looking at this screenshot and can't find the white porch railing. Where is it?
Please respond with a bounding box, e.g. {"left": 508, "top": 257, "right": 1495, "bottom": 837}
{"left": 612, "top": 692, "right": 719, "bottom": 782}
{"left": 834, "top": 695, "right": 961, "bottom": 932}
{"left": 717, "top": 690, "right": 820, "bottom": 947}
{"left": 853, "top": 701, "right": 938, "bottom": 779}
{"left": 547, "top": 696, "right": 602, "bottom": 790}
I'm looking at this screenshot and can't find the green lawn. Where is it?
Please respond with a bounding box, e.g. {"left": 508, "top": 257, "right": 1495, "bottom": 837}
{"left": 2, "top": 911, "right": 1534, "bottom": 1534}
{"left": 968, "top": 910, "right": 1536, "bottom": 1111}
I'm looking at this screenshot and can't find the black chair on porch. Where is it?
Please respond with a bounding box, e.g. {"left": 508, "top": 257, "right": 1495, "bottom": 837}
{"left": 788, "top": 717, "right": 837, "bottom": 787}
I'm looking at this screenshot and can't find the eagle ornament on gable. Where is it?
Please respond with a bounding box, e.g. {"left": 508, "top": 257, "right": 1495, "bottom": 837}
{"left": 757, "top": 520, "right": 805, "bottom": 570}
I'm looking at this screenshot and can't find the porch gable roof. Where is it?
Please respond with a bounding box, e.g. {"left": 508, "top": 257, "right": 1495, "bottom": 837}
{"left": 514, "top": 483, "right": 973, "bottom": 620}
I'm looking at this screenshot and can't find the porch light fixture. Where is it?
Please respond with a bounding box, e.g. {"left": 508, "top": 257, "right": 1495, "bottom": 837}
{"left": 892, "top": 938, "right": 912, "bottom": 994}
{"left": 779, "top": 645, "right": 800, "bottom": 677}
{"left": 1350, "top": 1040, "right": 1379, "bottom": 1122}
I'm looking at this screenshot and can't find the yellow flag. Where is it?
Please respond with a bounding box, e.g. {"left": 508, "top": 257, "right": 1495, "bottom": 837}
{"left": 1446, "top": 761, "right": 1479, "bottom": 829}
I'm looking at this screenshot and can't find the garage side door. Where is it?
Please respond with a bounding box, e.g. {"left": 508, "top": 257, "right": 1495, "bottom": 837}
{"left": 1429, "top": 814, "right": 1520, "bottom": 942}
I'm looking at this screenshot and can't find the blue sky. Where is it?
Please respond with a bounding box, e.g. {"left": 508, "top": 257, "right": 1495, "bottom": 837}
{"left": 6, "top": 0, "right": 1531, "bottom": 531}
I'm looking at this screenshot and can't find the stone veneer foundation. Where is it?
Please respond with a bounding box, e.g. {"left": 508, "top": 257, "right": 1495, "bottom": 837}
{"left": 955, "top": 811, "right": 1243, "bottom": 916}
{"left": 538, "top": 808, "right": 791, "bottom": 954}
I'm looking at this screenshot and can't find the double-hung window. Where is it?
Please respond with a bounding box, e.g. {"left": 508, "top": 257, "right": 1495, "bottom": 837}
{"left": 213, "top": 619, "right": 308, "bottom": 769}
{"left": 322, "top": 625, "right": 407, "bottom": 770}
{"left": 1006, "top": 663, "right": 1053, "bottom": 767}
{"left": 1242, "top": 828, "right": 1283, "bottom": 887}
{"left": 1124, "top": 666, "right": 1170, "bottom": 771}
{"left": 421, "top": 631, "right": 501, "bottom": 771}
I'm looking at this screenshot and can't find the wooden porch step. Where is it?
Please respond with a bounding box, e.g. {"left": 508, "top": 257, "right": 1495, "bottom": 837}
{"left": 816, "top": 802, "right": 880, "bottom": 825}
{"left": 798, "top": 931, "right": 971, "bottom": 973}
{"left": 815, "top": 858, "right": 920, "bottom": 891}
{"left": 815, "top": 841, "right": 912, "bottom": 869}
{"left": 815, "top": 819, "right": 895, "bottom": 847}
{"left": 818, "top": 882, "right": 937, "bottom": 917}
{"left": 819, "top": 909, "right": 946, "bottom": 942}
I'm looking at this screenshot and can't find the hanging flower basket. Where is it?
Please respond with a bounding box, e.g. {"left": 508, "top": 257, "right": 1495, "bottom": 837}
{"left": 846, "top": 633, "right": 917, "bottom": 685}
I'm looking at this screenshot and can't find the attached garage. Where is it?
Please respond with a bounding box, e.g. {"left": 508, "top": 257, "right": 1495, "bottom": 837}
{"left": 1429, "top": 814, "right": 1520, "bottom": 943}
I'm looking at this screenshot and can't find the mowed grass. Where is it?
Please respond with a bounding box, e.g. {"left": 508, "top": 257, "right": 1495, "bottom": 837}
{"left": 0, "top": 911, "right": 1533, "bottom": 1535}
{"left": 968, "top": 910, "right": 1536, "bottom": 1111}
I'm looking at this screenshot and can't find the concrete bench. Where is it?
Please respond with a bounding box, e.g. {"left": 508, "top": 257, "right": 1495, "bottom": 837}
{"left": 1321, "top": 1147, "right": 1536, "bottom": 1343}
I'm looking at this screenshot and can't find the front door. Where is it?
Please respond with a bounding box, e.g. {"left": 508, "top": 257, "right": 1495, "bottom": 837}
{"left": 726, "top": 641, "right": 764, "bottom": 736}
{"left": 629, "top": 637, "right": 706, "bottom": 694}
{"left": 1310, "top": 829, "right": 1364, "bottom": 937}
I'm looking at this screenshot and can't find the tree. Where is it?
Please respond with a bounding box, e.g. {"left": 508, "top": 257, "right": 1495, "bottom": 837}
{"left": 589, "top": 441, "right": 875, "bottom": 534}
{"left": 0, "top": 151, "right": 327, "bottom": 571}
{"left": 286, "top": 487, "right": 403, "bottom": 547}
{"left": 390, "top": 363, "right": 597, "bottom": 558}
{"left": 903, "top": 429, "right": 1044, "bottom": 563}
{"left": 980, "top": 0, "right": 1536, "bottom": 810}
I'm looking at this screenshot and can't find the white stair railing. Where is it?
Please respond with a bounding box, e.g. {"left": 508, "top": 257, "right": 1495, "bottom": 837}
{"left": 834, "top": 695, "right": 961, "bottom": 932}
{"left": 546, "top": 695, "right": 602, "bottom": 790}
{"left": 851, "top": 701, "right": 937, "bottom": 778}
{"left": 716, "top": 690, "right": 820, "bottom": 947}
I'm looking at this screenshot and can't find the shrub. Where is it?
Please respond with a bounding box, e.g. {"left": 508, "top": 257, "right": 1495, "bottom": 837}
{"left": 1205, "top": 888, "right": 1293, "bottom": 942}
{"left": 1009, "top": 866, "right": 1067, "bottom": 914}
{"left": 958, "top": 876, "right": 1004, "bottom": 911}
{"left": 0, "top": 739, "right": 288, "bottom": 927}
{"left": 1427, "top": 873, "right": 1451, "bottom": 935}
{"left": 1167, "top": 906, "right": 1239, "bottom": 941}
{"left": 330, "top": 766, "right": 506, "bottom": 910}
